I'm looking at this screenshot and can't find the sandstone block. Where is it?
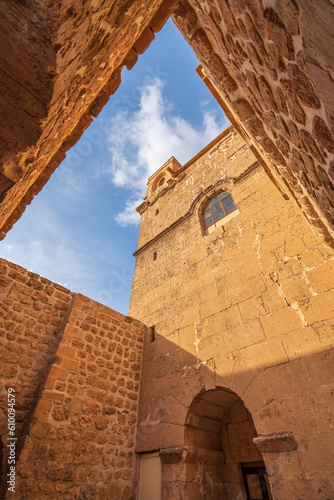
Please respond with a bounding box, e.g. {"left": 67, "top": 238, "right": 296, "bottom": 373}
{"left": 49, "top": 365, "right": 68, "bottom": 381}
{"left": 261, "top": 307, "right": 304, "bottom": 337}
{"left": 301, "top": 289, "right": 334, "bottom": 324}
{"left": 239, "top": 296, "right": 266, "bottom": 322}
{"left": 191, "top": 28, "right": 212, "bottom": 59}
{"left": 213, "top": 305, "right": 243, "bottom": 333}
{"left": 312, "top": 115, "right": 334, "bottom": 153}
{"left": 306, "top": 260, "right": 334, "bottom": 293}
{"left": 254, "top": 432, "right": 297, "bottom": 453}
{"left": 228, "top": 275, "right": 267, "bottom": 304}
{"left": 223, "top": 319, "right": 266, "bottom": 352}
{"left": 276, "top": 269, "right": 305, "bottom": 302}
{"left": 282, "top": 326, "right": 322, "bottom": 360}
{"left": 133, "top": 26, "right": 155, "bottom": 55}
{"left": 150, "top": 0, "right": 180, "bottom": 33}
{"left": 123, "top": 48, "right": 138, "bottom": 70}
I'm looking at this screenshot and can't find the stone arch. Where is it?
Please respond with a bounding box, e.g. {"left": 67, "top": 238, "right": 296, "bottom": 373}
{"left": 182, "top": 387, "right": 271, "bottom": 500}
{"left": 0, "top": 0, "right": 333, "bottom": 245}
{"left": 152, "top": 174, "right": 166, "bottom": 192}
{"left": 190, "top": 177, "right": 233, "bottom": 217}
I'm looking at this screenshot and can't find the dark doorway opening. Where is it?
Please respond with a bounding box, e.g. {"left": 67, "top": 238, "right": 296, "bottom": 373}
{"left": 242, "top": 463, "right": 272, "bottom": 500}
{"left": 184, "top": 387, "right": 272, "bottom": 499}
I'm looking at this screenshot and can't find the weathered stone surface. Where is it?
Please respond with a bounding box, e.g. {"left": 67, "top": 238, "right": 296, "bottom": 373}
{"left": 1, "top": 0, "right": 334, "bottom": 496}
{"left": 254, "top": 432, "right": 297, "bottom": 453}
{"left": 0, "top": 0, "right": 334, "bottom": 243}
{"left": 172, "top": 0, "right": 334, "bottom": 238}
{"left": 0, "top": 0, "right": 170, "bottom": 239}
{"left": 0, "top": 260, "right": 145, "bottom": 499}
{"left": 130, "top": 127, "right": 334, "bottom": 500}
{"left": 312, "top": 115, "right": 334, "bottom": 154}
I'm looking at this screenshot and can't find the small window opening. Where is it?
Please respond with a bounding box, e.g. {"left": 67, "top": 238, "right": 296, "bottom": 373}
{"left": 202, "top": 191, "right": 237, "bottom": 230}
{"left": 155, "top": 209, "right": 159, "bottom": 215}
{"left": 152, "top": 176, "right": 165, "bottom": 192}
{"left": 150, "top": 326, "right": 156, "bottom": 343}
{"left": 153, "top": 252, "right": 157, "bottom": 261}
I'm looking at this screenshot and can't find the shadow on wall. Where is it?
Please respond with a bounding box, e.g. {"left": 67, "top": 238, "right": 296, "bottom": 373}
{"left": 0, "top": 260, "right": 146, "bottom": 500}
{"left": 0, "top": 258, "right": 333, "bottom": 499}
{"left": 136, "top": 328, "right": 334, "bottom": 500}
{"left": 0, "top": 1, "right": 57, "bottom": 204}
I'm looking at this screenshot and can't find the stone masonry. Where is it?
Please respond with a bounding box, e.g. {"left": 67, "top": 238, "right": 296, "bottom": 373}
{"left": 0, "top": 0, "right": 333, "bottom": 248}
{"left": 0, "top": 0, "right": 179, "bottom": 239}
{"left": 0, "top": 259, "right": 145, "bottom": 499}
{"left": 129, "top": 126, "right": 334, "bottom": 499}
{"left": 0, "top": 0, "right": 334, "bottom": 497}
{"left": 172, "top": 0, "right": 334, "bottom": 243}
{"left": 0, "top": 128, "right": 333, "bottom": 498}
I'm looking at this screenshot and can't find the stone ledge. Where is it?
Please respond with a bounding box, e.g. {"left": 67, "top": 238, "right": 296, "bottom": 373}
{"left": 254, "top": 432, "right": 297, "bottom": 453}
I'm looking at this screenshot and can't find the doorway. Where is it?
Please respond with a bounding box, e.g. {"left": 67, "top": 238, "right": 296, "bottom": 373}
{"left": 184, "top": 388, "right": 273, "bottom": 499}
{"left": 138, "top": 451, "right": 162, "bottom": 500}
{"left": 242, "top": 463, "right": 272, "bottom": 500}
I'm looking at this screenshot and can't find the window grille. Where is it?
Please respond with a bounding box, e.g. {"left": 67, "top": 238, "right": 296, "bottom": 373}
{"left": 202, "top": 192, "right": 236, "bottom": 229}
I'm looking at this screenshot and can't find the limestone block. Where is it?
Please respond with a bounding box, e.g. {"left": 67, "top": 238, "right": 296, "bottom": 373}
{"left": 260, "top": 307, "right": 304, "bottom": 337}
{"left": 306, "top": 259, "right": 334, "bottom": 293}
{"left": 228, "top": 274, "right": 267, "bottom": 304}
{"left": 282, "top": 327, "right": 322, "bottom": 360}
{"left": 279, "top": 275, "right": 312, "bottom": 304}
{"left": 222, "top": 319, "right": 266, "bottom": 353}
{"left": 301, "top": 289, "right": 334, "bottom": 324}
{"left": 285, "top": 237, "right": 306, "bottom": 257}
{"left": 239, "top": 296, "right": 266, "bottom": 323}
{"left": 213, "top": 306, "right": 243, "bottom": 333}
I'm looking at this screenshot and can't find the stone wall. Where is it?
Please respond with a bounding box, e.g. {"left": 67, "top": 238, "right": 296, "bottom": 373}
{"left": 183, "top": 389, "right": 263, "bottom": 499}
{"left": 0, "top": 0, "right": 178, "bottom": 239}
{"left": 130, "top": 127, "right": 334, "bottom": 499}
{"left": 0, "top": 0, "right": 58, "bottom": 185}
{"left": 0, "top": 0, "right": 333, "bottom": 247}
{"left": 0, "top": 258, "right": 73, "bottom": 491}
{"left": 0, "top": 259, "right": 145, "bottom": 499}
{"left": 172, "top": 0, "right": 334, "bottom": 242}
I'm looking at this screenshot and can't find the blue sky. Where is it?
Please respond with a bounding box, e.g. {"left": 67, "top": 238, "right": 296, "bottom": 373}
{"left": 0, "top": 19, "right": 229, "bottom": 315}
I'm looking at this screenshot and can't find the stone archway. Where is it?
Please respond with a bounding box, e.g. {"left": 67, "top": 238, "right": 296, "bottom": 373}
{"left": 182, "top": 387, "right": 271, "bottom": 500}
{"left": 0, "top": 0, "right": 333, "bottom": 245}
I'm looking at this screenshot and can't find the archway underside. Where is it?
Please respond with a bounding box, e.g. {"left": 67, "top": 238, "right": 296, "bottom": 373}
{"left": 182, "top": 388, "right": 269, "bottom": 500}
{"left": 0, "top": 0, "right": 333, "bottom": 245}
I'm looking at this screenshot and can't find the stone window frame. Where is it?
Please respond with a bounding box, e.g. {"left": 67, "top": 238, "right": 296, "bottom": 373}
{"left": 200, "top": 190, "right": 238, "bottom": 235}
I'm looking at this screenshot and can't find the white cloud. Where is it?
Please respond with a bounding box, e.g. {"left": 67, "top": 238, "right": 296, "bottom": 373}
{"left": 107, "top": 77, "right": 228, "bottom": 226}
{"left": 114, "top": 198, "right": 143, "bottom": 226}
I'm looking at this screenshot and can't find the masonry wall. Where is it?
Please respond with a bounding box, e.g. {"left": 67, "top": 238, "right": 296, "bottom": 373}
{"left": 129, "top": 127, "right": 334, "bottom": 499}
{"left": 0, "top": 259, "right": 145, "bottom": 499}
{"left": 0, "top": 0, "right": 58, "bottom": 183}
{"left": 173, "top": 0, "right": 334, "bottom": 242}
{"left": 0, "top": 258, "right": 73, "bottom": 492}
{"left": 1, "top": 0, "right": 334, "bottom": 246}
{"left": 0, "top": 0, "right": 178, "bottom": 239}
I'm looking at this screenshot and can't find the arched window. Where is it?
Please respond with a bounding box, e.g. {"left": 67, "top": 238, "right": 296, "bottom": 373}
{"left": 152, "top": 176, "right": 165, "bottom": 192}
{"left": 202, "top": 192, "right": 236, "bottom": 229}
